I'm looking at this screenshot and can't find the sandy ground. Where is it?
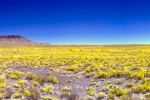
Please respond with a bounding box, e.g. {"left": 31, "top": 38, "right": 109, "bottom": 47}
{"left": 0, "top": 66, "right": 145, "bottom": 100}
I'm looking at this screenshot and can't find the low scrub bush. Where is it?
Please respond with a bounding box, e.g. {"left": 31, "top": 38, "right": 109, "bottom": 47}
{"left": 117, "top": 79, "right": 123, "bottom": 85}
{"left": 10, "top": 71, "right": 24, "bottom": 80}
{"left": 51, "top": 76, "right": 59, "bottom": 84}
{"left": 119, "top": 95, "right": 134, "bottom": 100}
{"left": 18, "top": 80, "right": 27, "bottom": 85}
{"left": 97, "top": 92, "right": 105, "bottom": 99}
{"left": 26, "top": 72, "right": 37, "bottom": 80}
{"left": 142, "top": 78, "right": 150, "bottom": 84}
{"left": 115, "top": 88, "right": 130, "bottom": 96}
{"left": 127, "top": 72, "right": 146, "bottom": 80}
{"left": 110, "top": 87, "right": 130, "bottom": 96}
{"left": 102, "top": 86, "right": 109, "bottom": 91}
{"left": 0, "top": 94, "right": 3, "bottom": 100}
{"left": 43, "top": 96, "right": 58, "bottom": 100}
{"left": 125, "top": 82, "right": 134, "bottom": 88}
{"left": 108, "top": 93, "right": 115, "bottom": 100}
{"left": 0, "top": 82, "right": 6, "bottom": 88}
{"left": 0, "top": 75, "right": 7, "bottom": 88}
{"left": 66, "top": 65, "right": 79, "bottom": 71}
{"left": 60, "top": 87, "right": 71, "bottom": 98}
{"left": 14, "top": 92, "right": 22, "bottom": 98}
{"left": 42, "top": 85, "right": 54, "bottom": 94}
{"left": 85, "top": 72, "right": 94, "bottom": 78}
{"left": 132, "top": 84, "right": 150, "bottom": 93}
{"left": 32, "top": 81, "right": 39, "bottom": 86}
{"left": 24, "top": 87, "right": 40, "bottom": 100}
{"left": 145, "top": 93, "right": 150, "bottom": 98}
{"left": 95, "top": 72, "right": 110, "bottom": 78}
{"left": 87, "top": 87, "right": 96, "bottom": 96}
{"left": 13, "top": 83, "right": 20, "bottom": 88}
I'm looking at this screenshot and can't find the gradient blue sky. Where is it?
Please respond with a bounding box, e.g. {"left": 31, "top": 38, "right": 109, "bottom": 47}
{"left": 0, "top": 0, "right": 150, "bottom": 45}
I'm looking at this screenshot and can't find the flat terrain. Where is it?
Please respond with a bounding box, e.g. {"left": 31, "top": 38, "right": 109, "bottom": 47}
{"left": 1, "top": 46, "right": 150, "bottom": 100}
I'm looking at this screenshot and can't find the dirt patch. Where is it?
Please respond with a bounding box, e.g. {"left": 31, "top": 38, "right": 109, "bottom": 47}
{"left": 0, "top": 66, "right": 145, "bottom": 100}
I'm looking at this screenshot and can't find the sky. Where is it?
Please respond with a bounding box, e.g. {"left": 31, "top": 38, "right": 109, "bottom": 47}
{"left": 0, "top": 0, "right": 150, "bottom": 45}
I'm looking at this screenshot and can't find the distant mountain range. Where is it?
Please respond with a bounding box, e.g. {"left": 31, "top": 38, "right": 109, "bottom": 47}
{"left": 0, "top": 35, "right": 50, "bottom": 46}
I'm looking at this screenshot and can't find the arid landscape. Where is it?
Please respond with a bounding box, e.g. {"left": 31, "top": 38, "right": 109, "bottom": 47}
{"left": 0, "top": 35, "right": 50, "bottom": 46}
{"left": 1, "top": 0, "right": 150, "bottom": 99}
{"left": 0, "top": 36, "right": 150, "bottom": 100}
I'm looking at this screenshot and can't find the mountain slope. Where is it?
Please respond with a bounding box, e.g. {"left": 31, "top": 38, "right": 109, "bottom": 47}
{"left": 0, "top": 35, "right": 50, "bottom": 46}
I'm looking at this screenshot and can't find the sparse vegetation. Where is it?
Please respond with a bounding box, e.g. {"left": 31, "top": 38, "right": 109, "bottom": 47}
{"left": 117, "top": 79, "right": 123, "bottom": 85}
{"left": 24, "top": 87, "right": 40, "bottom": 100}
{"left": 108, "top": 93, "right": 115, "bottom": 100}
{"left": 43, "top": 96, "right": 59, "bottom": 100}
{"left": 146, "top": 93, "right": 150, "bottom": 98}
{"left": 0, "top": 94, "right": 3, "bottom": 100}
{"left": 110, "top": 87, "right": 130, "bottom": 96}
{"left": 51, "top": 76, "right": 59, "bottom": 84}
{"left": 14, "top": 92, "right": 22, "bottom": 98}
{"left": 120, "top": 95, "right": 134, "bottom": 100}
{"left": 102, "top": 86, "right": 109, "bottom": 91}
{"left": 125, "top": 82, "right": 134, "bottom": 88}
{"left": 67, "top": 80, "right": 72, "bottom": 83}
{"left": 1, "top": 46, "right": 150, "bottom": 99}
{"left": 97, "top": 92, "right": 105, "bottom": 99}
{"left": 132, "top": 84, "right": 150, "bottom": 93}
{"left": 13, "top": 83, "right": 20, "bottom": 88}
{"left": 32, "top": 81, "right": 39, "bottom": 86}
{"left": 10, "top": 71, "right": 24, "bottom": 80}
{"left": 60, "top": 87, "right": 71, "bottom": 98}
{"left": 18, "top": 79, "right": 27, "bottom": 85}
{"left": 87, "top": 87, "right": 96, "bottom": 96}
{"left": 0, "top": 75, "right": 7, "bottom": 88}
{"left": 42, "top": 85, "right": 54, "bottom": 94}
{"left": 26, "top": 72, "right": 37, "bottom": 80}
{"left": 66, "top": 65, "right": 79, "bottom": 71}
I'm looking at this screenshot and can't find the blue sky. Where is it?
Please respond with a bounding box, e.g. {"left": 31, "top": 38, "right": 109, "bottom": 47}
{"left": 0, "top": 0, "right": 150, "bottom": 45}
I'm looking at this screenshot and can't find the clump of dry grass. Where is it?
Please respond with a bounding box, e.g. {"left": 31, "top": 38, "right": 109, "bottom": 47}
{"left": 24, "top": 86, "right": 41, "bottom": 100}
{"left": 26, "top": 72, "right": 37, "bottom": 80}
{"left": 9, "top": 71, "right": 24, "bottom": 80}
{"left": 60, "top": 86, "right": 71, "bottom": 99}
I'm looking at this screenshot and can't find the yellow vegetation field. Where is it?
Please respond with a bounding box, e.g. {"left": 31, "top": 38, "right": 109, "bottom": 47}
{"left": 1, "top": 45, "right": 150, "bottom": 99}
{"left": 1, "top": 46, "right": 150, "bottom": 79}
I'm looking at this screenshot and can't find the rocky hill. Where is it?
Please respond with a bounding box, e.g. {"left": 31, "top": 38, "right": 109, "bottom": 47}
{"left": 0, "top": 35, "right": 50, "bottom": 46}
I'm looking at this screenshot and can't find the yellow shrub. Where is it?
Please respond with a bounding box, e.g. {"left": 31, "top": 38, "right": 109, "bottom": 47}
{"left": 14, "top": 92, "right": 22, "bottom": 98}
{"left": 26, "top": 72, "right": 37, "bottom": 80}
{"left": 42, "top": 85, "right": 54, "bottom": 94}
{"left": 13, "top": 83, "right": 20, "bottom": 88}
{"left": 10, "top": 71, "right": 24, "bottom": 80}
{"left": 97, "top": 92, "right": 105, "bottom": 99}
{"left": 33, "top": 81, "right": 39, "bottom": 86}
{"left": 18, "top": 80, "right": 27, "bottom": 85}
{"left": 51, "top": 76, "right": 59, "bottom": 84}
{"left": 0, "top": 75, "right": 7, "bottom": 88}
{"left": 87, "top": 87, "right": 96, "bottom": 96}
{"left": 66, "top": 65, "right": 79, "bottom": 71}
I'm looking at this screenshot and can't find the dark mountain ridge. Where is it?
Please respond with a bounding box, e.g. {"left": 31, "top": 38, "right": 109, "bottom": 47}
{"left": 0, "top": 35, "right": 50, "bottom": 46}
